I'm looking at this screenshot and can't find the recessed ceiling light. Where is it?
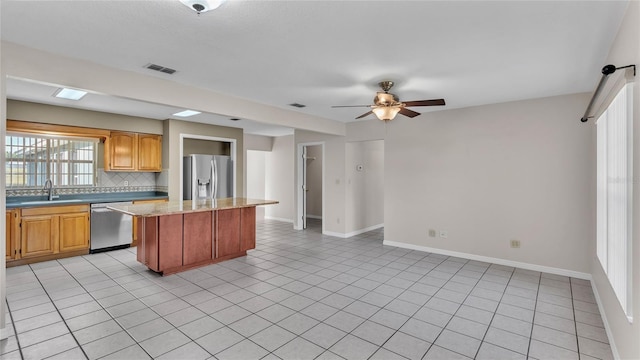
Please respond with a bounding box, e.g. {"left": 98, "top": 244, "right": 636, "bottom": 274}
{"left": 53, "top": 88, "right": 88, "bottom": 101}
{"left": 173, "top": 110, "right": 201, "bottom": 117}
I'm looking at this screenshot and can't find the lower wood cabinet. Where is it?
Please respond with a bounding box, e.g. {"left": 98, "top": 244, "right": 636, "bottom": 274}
{"left": 21, "top": 214, "right": 57, "bottom": 258}
{"left": 216, "top": 208, "right": 241, "bottom": 258}
{"left": 132, "top": 198, "right": 168, "bottom": 247}
{"left": 6, "top": 210, "right": 16, "bottom": 261}
{"left": 240, "top": 207, "right": 256, "bottom": 252}
{"left": 8, "top": 204, "right": 90, "bottom": 265}
{"left": 183, "top": 211, "right": 212, "bottom": 266}
{"left": 138, "top": 207, "right": 258, "bottom": 275}
{"left": 59, "top": 212, "right": 91, "bottom": 252}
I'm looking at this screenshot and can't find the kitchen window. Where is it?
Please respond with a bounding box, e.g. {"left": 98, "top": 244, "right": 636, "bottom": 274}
{"left": 5, "top": 133, "right": 97, "bottom": 188}
{"left": 596, "top": 82, "right": 633, "bottom": 319}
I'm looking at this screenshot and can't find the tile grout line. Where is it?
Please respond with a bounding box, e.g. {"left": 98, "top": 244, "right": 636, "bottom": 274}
{"left": 417, "top": 258, "right": 492, "bottom": 359}
{"left": 26, "top": 261, "right": 90, "bottom": 360}
{"left": 525, "top": 272, "right": 542, "bottom": 359}
{"left": 571, "top": 279, "right": 582, "bottom": 359}
{"left": 4, "top": 298, "right": 25, "bottom": 359}
{"left": 472, "top": 266, "right": 517, "bottom": 359}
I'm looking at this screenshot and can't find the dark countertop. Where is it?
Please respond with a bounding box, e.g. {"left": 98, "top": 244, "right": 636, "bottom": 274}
{"left": 6, "top": 191, "right": 169, "bottom": 209}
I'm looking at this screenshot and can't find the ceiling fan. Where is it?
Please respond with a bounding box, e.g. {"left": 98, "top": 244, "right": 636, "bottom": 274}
{"left": 332, "top": 81, "right": 445, "bottom": 121}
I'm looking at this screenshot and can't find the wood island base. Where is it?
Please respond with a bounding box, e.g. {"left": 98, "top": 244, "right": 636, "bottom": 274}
{"left": 137, "top": 207, "right": 256, "bottom": 276}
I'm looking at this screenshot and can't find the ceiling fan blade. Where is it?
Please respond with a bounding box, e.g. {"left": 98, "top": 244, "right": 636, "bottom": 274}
{"left": 355, "top": 111, "right": 373, "bottom": 119}
{"left": 399, "top": 107, "right": 421, "bottom": 118}
{"left": 402, "top": 99, "right": 446, "bottom": 107}
{"left": 331, "top": 105, "right": 372, "bottom": 108}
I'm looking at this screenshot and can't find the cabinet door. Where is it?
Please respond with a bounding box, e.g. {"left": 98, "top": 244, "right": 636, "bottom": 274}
{"left": 138, "top": 134, "right": 162, "bottom": 172}
{"left": 108, "top": 132, "right": 137, "bottom": 170}
{"left": 240, "top": 207, "right": 256, "bottom": 252}
{"left": 158, "top": 214, "right": 183, "bottom": 271}
{"left": 6, "top": 211, "right": 14, "bottom": 261}
{"left": 183, "top": 211, "right": 212, "bottom": 265}
{"left": 132, "top": 199, "right": 167, "bottom": 246}
{"left": 21, "top": 215, "right": 57, "bottom": 258}
{"left": 59, "top": 212, "right": 90, "bottom": 252}
{"left": 216, "top": 209, "right": 241, "bottom": 258}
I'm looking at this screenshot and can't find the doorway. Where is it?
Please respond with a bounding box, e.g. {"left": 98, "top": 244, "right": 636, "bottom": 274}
{"left": 296, "top": 142, "right": 324, "bottom": 231}
{"left": 304, "top": 145, "right": 323, "bottom": 230}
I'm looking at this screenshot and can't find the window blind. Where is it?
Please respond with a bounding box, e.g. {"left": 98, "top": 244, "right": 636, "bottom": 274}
{"left": 596, "top": 83, "right": 633, "bottom": 317}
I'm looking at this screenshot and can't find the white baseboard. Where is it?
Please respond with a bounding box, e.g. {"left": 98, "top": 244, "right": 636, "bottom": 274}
{"left": 590, "top": 281, "right": 621, "bottom": 360}
{"left": 382, "top": 240, "right": 591, "bottom": 280}
{"left": 323, "top": 223, "right": 384, "bottom": 239}
{"left": 264, "top": 216, "right": 294, "bottom": 223}
{"left": 306, "top": 215, "right": 322, "bottom": 220}
{"left": 323, "top": 230, "right": 346, "bottom": 238}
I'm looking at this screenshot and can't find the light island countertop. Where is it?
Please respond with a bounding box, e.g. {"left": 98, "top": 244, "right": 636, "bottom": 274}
{"left": 107, "top": 197, "right": 279, "bottom": 217}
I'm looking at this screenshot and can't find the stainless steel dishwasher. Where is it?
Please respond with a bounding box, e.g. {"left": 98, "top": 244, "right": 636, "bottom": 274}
{"left": 90, "top": 202, "right": 133, "bottom": 253}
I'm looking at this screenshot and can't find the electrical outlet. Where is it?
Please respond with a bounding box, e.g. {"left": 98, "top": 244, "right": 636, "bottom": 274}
{"left": 428, "top": 229, "right": 437, "bottom": 237}
{"left": 124, "top": 180, "right": 129, "bottom": 187}
{"left": 439, "top": 231, "right": 448, "bottom": 239}
{"left": 510, "top": 239, "right": 521, "bottom": 248}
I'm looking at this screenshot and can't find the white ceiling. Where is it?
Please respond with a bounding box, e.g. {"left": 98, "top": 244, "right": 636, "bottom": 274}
{"left": 0, "top": 0, "right": 629, "bottom": 135}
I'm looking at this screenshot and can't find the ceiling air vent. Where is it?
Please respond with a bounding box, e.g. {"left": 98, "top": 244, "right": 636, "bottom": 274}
{"left": 289, "top": 103, "right": 306, "bottom": 108}
{"left": 145, "top": 63, "right": 177, "bottom": 75}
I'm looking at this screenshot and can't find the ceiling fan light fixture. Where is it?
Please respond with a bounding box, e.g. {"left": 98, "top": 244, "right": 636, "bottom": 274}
{"left": 372, "top": 106, "right": 401, "bottom": 121}
{"left": 179, "top": 0, "right": 225, "bottom": 14}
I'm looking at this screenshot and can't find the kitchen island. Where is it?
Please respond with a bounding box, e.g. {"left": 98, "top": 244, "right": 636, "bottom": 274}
{"left": 108, "top": 198, "right": 278, "bottom": 275}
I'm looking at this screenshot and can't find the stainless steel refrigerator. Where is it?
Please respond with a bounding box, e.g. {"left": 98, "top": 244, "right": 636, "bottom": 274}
{"left": 183, "top": 154, "right": 233, "bottom": 200}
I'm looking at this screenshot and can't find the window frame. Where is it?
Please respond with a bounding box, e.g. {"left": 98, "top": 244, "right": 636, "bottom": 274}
{"left": 595, "top": 81, "right": 634, "bottom": 322}
{"left": 5, "top": 132, "right": 98, "bottom": 189}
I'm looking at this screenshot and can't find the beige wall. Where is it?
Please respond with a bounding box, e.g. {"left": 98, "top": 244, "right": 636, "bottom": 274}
{"left": 383, "top": 93, "right": 592, "bottom": 274}
{"left": 247, "top": 150, "right": 267, "bottom": 220}
{"left": 244, "top": 134, "right": 274, "bottom": 152}
{"left": 243, "top": 134, "right": 274, "bottom": 198}
{"left": 0, "top": 50, "right": 7, "bottom": 339}
{"left": 265, "top": 135, "right": 294, "bottom": 222}
{"left": 3, "top": 41, "right": 345, "bottom": 137}
{"left": 305, "top": 145, "right": 323, "bottom": 218}
{"left": 7, "top": 100, "right": 164, "bottom": 169}
{"left": 165, "top": 119, "right": 244, "bottom": 200}
{"left": 183, "top": 138, "right": 230, "bottom": 156}
{"left": 7, "top": 100, "right": 163, "bottom": 134}
{"left": 345, "top": 140, "right": 384, "bottom": 234}
{"left": 295, "top": 130, "right": 346, "bottom": 234}
{"left": 590, "top": 2, "right": 640, "bottom": 359}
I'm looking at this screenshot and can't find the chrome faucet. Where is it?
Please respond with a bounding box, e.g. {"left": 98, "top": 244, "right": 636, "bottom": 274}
{"left": 43, "top": 179, "right": 57, "bottom": 201}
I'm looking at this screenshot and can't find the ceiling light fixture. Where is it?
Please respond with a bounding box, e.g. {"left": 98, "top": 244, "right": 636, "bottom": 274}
{"left": 179, "top": 0, "right": 225, "bottom": 14}
{"left": 53, "top": 88, "right": 88, "bottom": 101}
{"left": 372, "top": 106, "right": 402, "bottom": 121}
{"left": 173, "top": 110, "right": 201, "bottom": 117}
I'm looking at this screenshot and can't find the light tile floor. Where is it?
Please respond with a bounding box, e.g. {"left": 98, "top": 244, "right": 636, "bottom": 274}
{"left": 2, "top": 219, "right": 613, "bottom": 360}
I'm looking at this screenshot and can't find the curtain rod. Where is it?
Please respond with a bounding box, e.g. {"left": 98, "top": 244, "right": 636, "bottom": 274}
{"left": 580, "top": 64, "right": 636, "bottom": 123}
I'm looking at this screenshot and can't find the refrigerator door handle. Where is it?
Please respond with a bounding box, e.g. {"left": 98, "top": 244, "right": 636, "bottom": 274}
{"left": 212, "top": 159, "right": 218, "bottom": 199}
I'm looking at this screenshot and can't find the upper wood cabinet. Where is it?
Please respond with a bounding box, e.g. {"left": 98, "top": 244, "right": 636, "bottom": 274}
{"left": 105, "top": 131, "right": 162, "bottom": 172}
{"left": 107, "top": 131, "right": 137, "bottom": 171}
{"left": 138, "top": 134, "right": 162, "bottom": 171}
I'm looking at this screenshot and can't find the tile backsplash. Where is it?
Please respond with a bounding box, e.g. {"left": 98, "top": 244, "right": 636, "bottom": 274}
{"left": 6, "top": 169, "right": 166, "bottom": 197}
